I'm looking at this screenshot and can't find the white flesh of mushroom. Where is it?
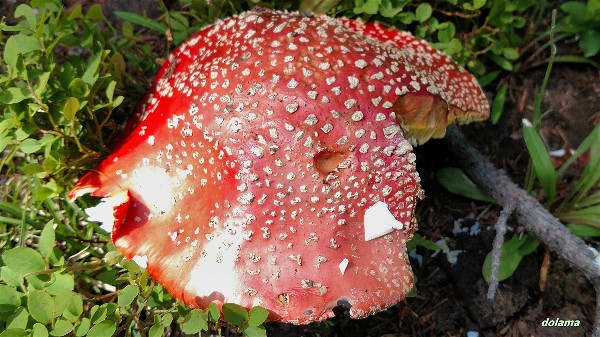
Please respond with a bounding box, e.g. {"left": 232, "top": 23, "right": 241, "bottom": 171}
{"left": 85, "top": 190, "right": 129, "bottom": 234}
{"left": 363, "top": 201, "right": 403, "bottom": 241}
{"left": 339, "top": 258, "right": 349, "bottom": 275}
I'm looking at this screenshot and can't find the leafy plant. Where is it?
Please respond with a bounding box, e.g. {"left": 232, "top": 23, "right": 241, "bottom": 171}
{"left": 556, "top": 0, "right": 600, "bottom": 57}
{"left": 334, "top": 0, "right": 536, "bottom": 77}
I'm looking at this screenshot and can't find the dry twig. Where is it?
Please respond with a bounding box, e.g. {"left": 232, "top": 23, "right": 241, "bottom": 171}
{"left": 487, "top": 204, "right": 515, "bottom": 300}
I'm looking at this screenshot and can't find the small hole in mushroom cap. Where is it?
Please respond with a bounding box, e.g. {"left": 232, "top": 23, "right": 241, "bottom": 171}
{"left": 336, "top": 298, "right": 353, "bottom": 309}
{"left": 314, "top": 149, "right": 350, "bottom": 177}
{"left": 303, "top": 308, "right": 314, "bottom": 316}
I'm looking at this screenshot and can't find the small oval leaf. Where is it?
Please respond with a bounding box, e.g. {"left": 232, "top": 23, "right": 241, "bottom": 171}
{"left": 28, "top": 290, "right": 56, "bottom": 324}
{"left": 2, "top": 247, "right": 45, "bottom": 276}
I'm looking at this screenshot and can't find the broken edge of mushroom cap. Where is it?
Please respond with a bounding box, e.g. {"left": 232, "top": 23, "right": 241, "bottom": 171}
{"left": 341, "top": 18, "right": 490, "bottom": 145}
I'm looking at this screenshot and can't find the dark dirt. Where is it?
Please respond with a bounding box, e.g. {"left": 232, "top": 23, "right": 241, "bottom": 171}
{"left": 2, "top": 1, "right": 599, "bottom": 336}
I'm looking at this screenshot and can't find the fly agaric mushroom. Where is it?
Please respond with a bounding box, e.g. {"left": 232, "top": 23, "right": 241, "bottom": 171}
{"left": 69, "top": 8, "right": 489, "bottom": 324}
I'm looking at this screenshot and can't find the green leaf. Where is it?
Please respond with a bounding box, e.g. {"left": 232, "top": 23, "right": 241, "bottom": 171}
{"left": 15, "top": 4, "right": 38, "bottom": 28}
{"left": 472, "top": 0, "right": 486, "bottom": 9}
{"left": 560, "top": 1, "right": 588, "bottom": 16}
{"left": 106, "top": 80, "right": 117, "bottom": 101}
{"left": 50, "top": 318, "right": 74, "bottom": 336}
{"left": 300, "top": 0, "right": 347, "bottom": 13}
{"left": 579, "top": 30, "right": 600, "bottom": 57}
{"left": 248, "top": 306, "right": 269, "bottom": 327}
{"left": 559, "top": 205, "right": 600, "bottom": 227}
{"left": 112, "top": 96, "right": 124, "bottom": 109}
{"left": 223, "top": 303, "right": 249, "bottom": 326}
{"left": 6, "top": 307, "right": 29, "bottom": 329}
{"left": 0, "top": 266, "right": 22, "bottom": 287}
{"left": 0, "top": 284, "right": 21, "bottom": 312}
{"left": 0, "top": 329, "right": 27, "bottom": 337}
{"left": 103, "top": 251, "right": 123, "bottom": 266}
{"left": 12, "top": 34, "right": 42, "bottom": 54}
{"left": 45, "top": 274, "right": 75, "bottom": 295}
{"left": 22, "top": 163, "right": 45, "bottom": 176}
{"left": 180, "top": 309, "right": 208, "bottom": 334}
{"left": 488, "top": 54, "right": 513, "bottom": 71}
{"left": 244, "top": 325, "right": 267, "bottom": 337}
{"left": 162, "top": 312, "right": 173, "bottom": 326}
{"left": 118, "top": 285, "right": 139, "bottom": 307}
{"left": 491, "top": 84, "right": 507, "bottom": 125}
{"left": 482, "top": 234, "right": 539, "bottom": 283}
{"left": 522, "top": 119, "right": 557, "bottom": 201}
{"left": 63, "top": 97, "right": 80, "bottom": 121}
{"left": 82, "top": 53, "right": 102, "bottom": 86}
{"left": 74, "top": 318, "right": 91, "bottom": 337}
{"left": 85, "top": 4, "right": 105, "bottom": 22}
{"left": 43, "top": 156, "right": 59, "bottom": 174}
{"left": 89, "top": 305, "right": 107, "bottom": 324}
{"left": 3, "top": 35, "right": 19, "bottom": 67}
{"left": 482, "top": 248, "right": 522, "bottom": 283}
{"left": 517, "top": 235, "right": 540, "bottom": 255}
{"left": 353, "top": 0, "right": 381, "bottom": 15}
{"left": 86, "top": 321, "right": 116, "bottom": 337}
{"left": 502, "top": 47, "right": 519, "bottom": 60}
{"left": 114, "top": 11, "right": 168, "bottom": 34}
{"left": 415, "top": 3, "right": 433, "bottom": 22}
{"left": 32, "top": 323, "right": 49, "bottom": 337}
{"left": 2, "top": 247, "right": 45, "bottom": 276}
{"left": 19, "top": 138, "right": 42, "bottom": 154}
{"left": 567, "top": 223, "right": 600, "bottom": 237}
{"left": 63, "top": 293, "right": 83, "bottom": 322}
{"left": 28, "top": 290, "right": 56, "bottom": 324}
{"left": 39, "top": 221, "right": 56, "bottom": 258}
{"left": 67, "top": 4, "right": 83, "bottom": 20}
{"left": 436, "top": 167, "right": 495, "bottom": 203}
{"left": 208, "top": 302, "right": 220, "bottom": 322}
{"left": 437, "top": 22, "right": 456, "bottom": 42}
{"left": 148, "top": 324, "right": 165, "bottom": 337}
{"left": 68, "top": 78, "right": 90, "bottom": 98}
{"left": 0, "top": 87, "right": 30, "bottom": 104}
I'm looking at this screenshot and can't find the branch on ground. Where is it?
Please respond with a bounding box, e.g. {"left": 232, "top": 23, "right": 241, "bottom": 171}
{"left": 444, "top": 125, "right": 600, "bottom": 337}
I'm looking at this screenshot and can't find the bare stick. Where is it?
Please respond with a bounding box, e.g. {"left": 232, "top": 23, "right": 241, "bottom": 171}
{"left": 444, "top": 125, "right": 600, "bottom": 336}
{"left": 487, "top": 204, "right": 515, "bottom": 300}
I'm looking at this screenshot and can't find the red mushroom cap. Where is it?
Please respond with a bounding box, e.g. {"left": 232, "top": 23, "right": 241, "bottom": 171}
{"left": 70, "top": 8, "right": 487, "bottom": 324}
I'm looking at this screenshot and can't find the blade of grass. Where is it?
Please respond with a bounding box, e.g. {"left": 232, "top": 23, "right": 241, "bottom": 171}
{"left": 567, "top": 223, "right": 600, "bottom": 237}
{"left": 573, "top": 190, "right": 600, "bottom": 209}
{"left": 114, "top": 11, "right": 168, "bottom": 34}
{"left": 531, "top": 10, "right": 558, "bottom": 126}
{"left": 522, "top": 119, "right": 557, "bottom": 203}
{"left": 542, "top": 55, "right": 600, "bottom": 69}
{"left": 556, "top": 124, "right": 599, "bottom": 177}
{"left": 559, "top": 130, "right": 600, "bottom": 209}
{"left": 436, "top": 167, "right": 496, "bottom": 203}
{"left": 558, "top": 205, "right": 600, "bottom": 228}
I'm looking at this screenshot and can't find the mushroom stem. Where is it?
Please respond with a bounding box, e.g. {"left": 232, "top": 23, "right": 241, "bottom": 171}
{"left": 444, "top": 125, "right": 600, "bottom": 336}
